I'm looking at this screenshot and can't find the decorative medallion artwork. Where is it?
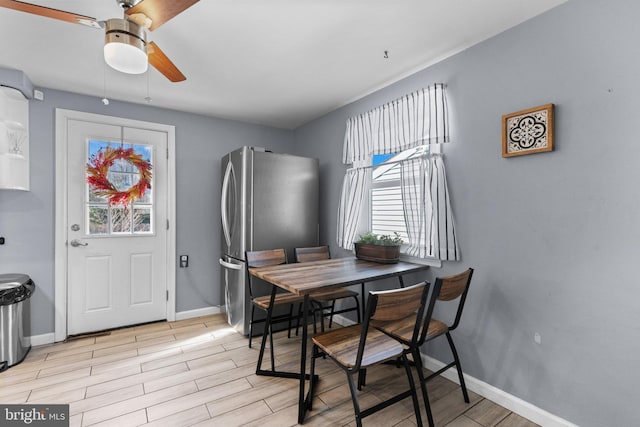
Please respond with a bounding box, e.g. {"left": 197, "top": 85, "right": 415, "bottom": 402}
{"left": 502, "top": 103, "right": 554, "bottom": 157}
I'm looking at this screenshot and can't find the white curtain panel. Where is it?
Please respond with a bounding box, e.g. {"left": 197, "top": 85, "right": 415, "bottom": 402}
{"left": 342, "top": 84, "right": 449, "bottom": 164}
{"left": 400, "top": 156, "right": 427, "bottom": 255}
{"left": 336, "top": 167, "right": 371, "bottom": 250}
{"left": 401, "top": 155, "right": 459, "bottom": 260}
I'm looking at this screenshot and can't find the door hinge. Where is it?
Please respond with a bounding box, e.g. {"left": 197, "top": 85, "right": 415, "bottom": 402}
{"left": 166, "top": 148, "right": 169, "bottom": 159}
{"left": 166, "top": 290, "right": 169, "bottom": 301}
{"left": 166, "top": 219, "right": 169, "bottom": 230}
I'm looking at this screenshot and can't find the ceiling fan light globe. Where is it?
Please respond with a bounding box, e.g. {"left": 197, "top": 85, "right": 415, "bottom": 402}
{"left": 103, "top": 18, "right": 148, "bottom": 75}
{"left": 104, "top": 41, "right": 148, "bottom": 74}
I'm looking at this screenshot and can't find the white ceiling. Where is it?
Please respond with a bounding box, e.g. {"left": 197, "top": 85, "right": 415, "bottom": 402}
{"left": 0, "top": 0, "right": 566, "bottom": 129}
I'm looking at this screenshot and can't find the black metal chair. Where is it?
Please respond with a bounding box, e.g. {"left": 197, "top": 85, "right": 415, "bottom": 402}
{"left": 294, "top": 245, "right": 361, "bottom": 330}
{"left": 245, "top": 249, "right": 304, "bottom": 358}
{"left": 373, "top": 268, "right": 474, "bottom": 426}
{"left": 423, "top": 268, "right": 474, "bottom": 401}
{"left": 308, "top": 282, "right": 429, "bottom": 427}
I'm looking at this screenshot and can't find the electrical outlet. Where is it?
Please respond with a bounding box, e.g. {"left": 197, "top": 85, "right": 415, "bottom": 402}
{"left": 179, "top": 255, "right": 189, "bottom": 268}
{"left": 534, "top": 332, "right": 541, "bottom": 344}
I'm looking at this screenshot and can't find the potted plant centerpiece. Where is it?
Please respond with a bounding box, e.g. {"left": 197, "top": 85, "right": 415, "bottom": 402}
{"left": 354, "top": 232, "right": 404, "bottom": 263}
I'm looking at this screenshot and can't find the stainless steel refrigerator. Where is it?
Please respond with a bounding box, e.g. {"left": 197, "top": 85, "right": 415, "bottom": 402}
{"left": 219, "top": 146, "right": 319, "bottom": 335}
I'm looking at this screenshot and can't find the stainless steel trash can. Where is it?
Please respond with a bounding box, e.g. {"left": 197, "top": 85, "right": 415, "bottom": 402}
{"left": 0, "top": 273, "right": 34, "bottom": 371}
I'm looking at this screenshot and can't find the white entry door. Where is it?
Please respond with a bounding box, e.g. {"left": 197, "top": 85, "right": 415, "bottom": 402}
{"left": 65, "top": 118, "right": 169, "bottom": 335}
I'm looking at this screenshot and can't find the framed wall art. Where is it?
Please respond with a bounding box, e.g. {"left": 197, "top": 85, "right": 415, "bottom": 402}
{"left": 502, "top": 103, "right": 554, "bottom": 157}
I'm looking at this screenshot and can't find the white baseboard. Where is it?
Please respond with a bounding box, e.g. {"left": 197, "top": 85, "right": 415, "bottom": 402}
{"left": 332, "top": 314, "right": 575, "bottom": 427}
{"left": 420, "top": 355, "right": 577, "bottom": 427}
{"left": 29, "top": 333, "right": 55, "bottom": 346}
{"left": 175, "top": 306, "right": 223, "bottom": 321}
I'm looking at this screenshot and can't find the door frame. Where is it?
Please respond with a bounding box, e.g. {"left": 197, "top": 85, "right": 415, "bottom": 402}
{"left": 54, "top": 109, "right": 176, "bottom": 342}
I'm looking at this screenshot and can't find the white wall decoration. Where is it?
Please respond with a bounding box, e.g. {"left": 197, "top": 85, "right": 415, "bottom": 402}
{"left": 0, "top": 86, "right": 29, "bottom": 190}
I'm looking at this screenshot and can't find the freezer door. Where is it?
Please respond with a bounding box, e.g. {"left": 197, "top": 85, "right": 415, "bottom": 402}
{"left": 219, "top": 255, "right": 248, "bottom": 335}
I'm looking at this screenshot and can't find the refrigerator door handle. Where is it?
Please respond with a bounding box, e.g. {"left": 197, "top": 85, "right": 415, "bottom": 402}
{"left": 219, "top": 258, "right": 243, "bottom": 270}
{"left": 221, "top": 160, "right": 234, "bottom": 248}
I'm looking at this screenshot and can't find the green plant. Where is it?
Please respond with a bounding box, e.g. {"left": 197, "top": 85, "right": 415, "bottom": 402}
{"left": 356, "top": 231, "right": 403, "bottom": 246}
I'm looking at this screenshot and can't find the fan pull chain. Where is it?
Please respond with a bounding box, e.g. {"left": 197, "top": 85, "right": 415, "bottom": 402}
{"left": 102, "top": 62, "right": 109, "bottom": 106}
{"left": 145, "top": 71, "right": 152, "bottom": 104}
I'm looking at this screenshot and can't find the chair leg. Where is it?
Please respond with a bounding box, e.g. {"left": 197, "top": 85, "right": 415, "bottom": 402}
{"left": 353, "top": 295, "right": 361, "bottom": 324}
{"left": 312, "top": 303, "right": 318, "bottom": 334}
{"left": 357, "top": 368, "right": 367, "bottom": 390}
{"left": 310, "top": 301, "right": 325, "bottom": 333}
{"left": 287, "top": 304, "right": 294, "bottom": 339}
{"left": 248, "top": 305, "right": 255, "bottom": 348}
{"left": 402, "top": 354, "right": 423, "bottom": 427}
{"left": 412, "top": 349, "right": 435, "bottom": 427}
{"left": 269, "top": 321, "right": 275, "bottom": 372}
{"left": 309, "top": 345, "right": 319, "bottom": 411}
{"left": 295, "top": 303, "right": 303, "bottom": 336}
{"left": 328, "top": 301, "right": 337, "bottom": 328}
{"left": 346, "top": 372, "right": 364, "bottom": 427}
{"left": 446, "top": 331, "right": 470, "bottom": 403}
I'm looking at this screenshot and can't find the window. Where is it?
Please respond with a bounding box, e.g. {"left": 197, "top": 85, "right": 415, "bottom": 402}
{"left": 86, "top": 140, "right": 154, "bottom": 235}
{"left": 370, "top": 145, "right": 430, "bottom": 245}
{"left": 338, "top": 85, "right": 457, "bottom": 260}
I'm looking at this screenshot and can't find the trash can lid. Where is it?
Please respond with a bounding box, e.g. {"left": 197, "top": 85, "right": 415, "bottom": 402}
{"left": 0, "top": 273, "right": 31, "bottom": 290}
{"left": 0, "top": 274, "right": 34, "bottom": 305}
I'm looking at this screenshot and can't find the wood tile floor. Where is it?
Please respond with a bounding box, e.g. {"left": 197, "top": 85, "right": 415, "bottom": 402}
{"left": 0, "top": 314, "right": 539, "bottom": 427}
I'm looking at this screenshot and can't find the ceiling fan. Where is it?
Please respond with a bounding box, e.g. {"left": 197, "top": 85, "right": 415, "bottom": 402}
{"left": 0, "top": 0, "right": 199, "bottom": 82}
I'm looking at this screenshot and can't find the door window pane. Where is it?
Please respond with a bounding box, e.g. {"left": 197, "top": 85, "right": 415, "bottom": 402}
{"left": 133, "top": 207, "right": 152, "bottom": 232}
{"left": 111, "top": 206, "right": 132, "bottom": 233}
{"left": 88, "top": 206, "right": 109, "bottom": 234}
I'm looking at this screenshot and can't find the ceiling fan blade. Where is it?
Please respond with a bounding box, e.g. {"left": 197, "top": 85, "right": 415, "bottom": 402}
{"left": 0, "top": 0, "right": 100, "bottom": 28}
{"left": 126, "top": 0, "right": 198, "bottom": 31}
{"left": 147, "top": 41, "right": 186, "bottom": 82}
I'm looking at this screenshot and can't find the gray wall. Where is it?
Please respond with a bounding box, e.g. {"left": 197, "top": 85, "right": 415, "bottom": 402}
{"left": 293, "top": 0, "right": 639, "bottom": 425}
{"left": 0, "top": 88, "right": 294, "bottom": 335}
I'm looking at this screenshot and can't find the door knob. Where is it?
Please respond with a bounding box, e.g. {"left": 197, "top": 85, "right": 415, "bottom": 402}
{"left": 70, "top": 239, "right": 88, "bottom": 247}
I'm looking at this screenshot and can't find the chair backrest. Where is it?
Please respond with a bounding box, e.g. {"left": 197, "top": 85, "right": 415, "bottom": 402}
{"left": 246, "top": 248, "right": 287, "bottom": 268}
{"left": 434, "top": 268, "right": 474, "bottom": 331}
{"left": 245, "top": 249, "right": 287, "bottom": 298}
{"left": 370, "top": 283, "right": 428, "bottom": 323}
{"left": 353, "top": 282, "right": 429, "bottom": 370}
{"left": 294, "top": 245, "right": 330, "bottom": 263}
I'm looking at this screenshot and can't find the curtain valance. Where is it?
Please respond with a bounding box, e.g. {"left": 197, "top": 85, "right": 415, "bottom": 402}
{"left": 342, "top": 84, "right": 449, "bottom": 164}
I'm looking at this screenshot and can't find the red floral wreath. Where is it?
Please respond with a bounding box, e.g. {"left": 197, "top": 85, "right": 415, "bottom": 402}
{"left": 86, "top": 146, "right": 152, "bottom": 206}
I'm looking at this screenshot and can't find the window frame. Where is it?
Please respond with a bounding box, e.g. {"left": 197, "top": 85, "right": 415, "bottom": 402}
{"left": 365, "top": 144, "right": 442, "bottom": 267}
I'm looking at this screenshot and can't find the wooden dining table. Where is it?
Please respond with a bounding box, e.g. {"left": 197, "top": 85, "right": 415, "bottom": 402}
{"left": 248, "top": 256, "right": 430, "bottom": 424}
